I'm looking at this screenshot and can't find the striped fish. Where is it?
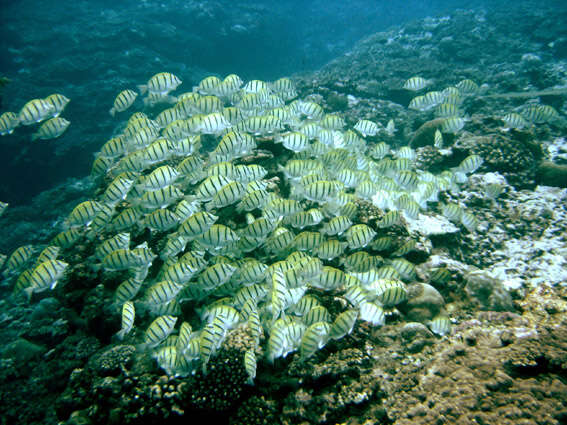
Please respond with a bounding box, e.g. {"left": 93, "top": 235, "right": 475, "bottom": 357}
{"left": 429, "top": 267, "right": 452, "bottom": 285}
{"left": 66, "top": 200, "right": 103, "bottom": 227}
{"left": 138, "top": 186, "right": 183, "bottom": 210}
{"left": 157, "top": 107, "right": 181, "bottom": 126}
{"left": 441, "top": 117, "right": 466, "bottom": 133}
{"left": 44, "top": 93, "right": 70, "bottom": 117}
{"left": 95, "top": 233, "right": 130, "bottom": 260}
{"left": 138, "top": 166, "right": 180, "bottom": 192}
{"left": 102, "top": 176, "right": 134, "bottom": 205}
{"left": 344, "top": 284, "right": 368, "bottom": 308}
{"left": 359, "top": 301, "right": 385, "bottom": 326}
{"left": 310, "top": 266, "right": 345, "bottom": 291}
{"left": 3, "top": 245, "right": 35, "bottom": 277}
{"left": 198, "top": 112, "right": 232, "bottom": 135}
{"left": 294, "top": 231, "right": 323, "bottom": 251}
{"left": 154, "top": 346, "right": 178, "bottom": 376}
{"left": 300, "top": 321, "right": 330, "bottom": 359}
{"left": 403, "top": 76, "right": 430, "bottom": 91}
{"left": 26, "top": 259, "right": 68, "bottom": 298}
{"left": 114, "top": 278, "right": 143, "bottom": 304}
{"left": 429, "top": 315, "right": 452, "bottom": 336}
{"left": 146, "top": 280, "right": 185, "bottom": 305}
{"left": 233, "top": 284, "right": 268, "bottom": 308}
{"left": 109, "top": 208, "right": 140, "bottom": 232}
{"left": 195, "top": 95, "right": 223, "bottom": 114}
{"left": 99, "top": 137, "right": 127, "bottom": 159}
{"left": 377, "top": 210, "right": 401, "bottom": 228}
{"left": 303, "top": 306, "right": 332, "bottom": 326}
{"left": 341, "top": 252, "right": 375, "bottom": 273}
{"left": 35, "top": 246, "right": 60, "bottom": 265}
{"left": 302, "top": 180, "right": 339, "bottom": 203}
{"left": 197, "top": 263, "right": 237, "bottom": 290}
{"left": 390, "top": 258, "right": 417, "bottom": 281}
{"left": 116, "top": 301, "right": 135, "bottom": 340}
{"left": 142, "top": 209, "right": 180, "bottom": 232}
{"left": 292, "top": 295, "right": 321, "bottom": 317}
{"left": 321, "top": 215, "right": 352, "bottom": 236}
{"left": 244, "top": 349, "right": 257, "bottom": 385}
{"left": 266, "top": 319, "right": 291, "bottom": 362}
{"left": 178, "top": 211, "right": 218, "bottom": 238}
{"left": 196, "top": 76, "right": 222, "bottom": 95}
{"left": 212, "top": 131, "right": 257, "bottom": 160}
{"left": 456, "top": 154, "right": 483, "bottom": 174}
{"left": 368, "top": 279, "right": 408, "bottom": 307}
{"left": 277, "top": 132, "right": 310, "bottom": 152}
{"left": 237, "top": 189, "right": 272, "bottom": 212}
{"left": 109, "top": 89, "right": 138, "bottom": 116}
{"left": 142, "top": 315, "right": 178, "bottom": 349}
{"left": 313, "top": 239, "right": 347, "bottom": 261}
{"left": 164, "top": 260, "right": 200, "bottom": 284}
{"left": 18, "top": 99, "right": 55, "bottom": 125}
{"left": 138, "top": 72, "right": 182, "bottom": 95}
{"left": 346, "top": 224, "right": 376, "bottom": 249}
{"left": 460, "top": 210, "right": 479, "bottom": 232}
{"left": 455, "top": 79, "right": 478, "bottom": 93}
{"left": 0, "top": 112, "right": 19, "bottom": 135}
{"left": 195, "top": 224, "right": 240, "bottom": 250}
{"left": 199, "top": 317, "right": 226, "bottom": 372}
{"left": 31, "top": 117, "right": 70, "bottom": 141}
{"left": 102, "top": 249, "right": 148, "bottom": 271}
{"left": 206, "top": 181, "right": 246, "bottom": 210}
{"left": 329, "top": 309, "right": 358, "bottom": 340}
{"left": 354, "top": 119, "right": 379, "bottom": 137}
{"left": 160, "top": 233, "right": 187, "bottom": 258}
{"left": 51, "top": 228, "right": 83, "bottom": 249}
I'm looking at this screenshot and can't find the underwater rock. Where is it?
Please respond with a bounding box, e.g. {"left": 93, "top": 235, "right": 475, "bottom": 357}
{"left": 283, "top": 345, "right": 379, "bottom": 424}
{"left": 182, "top": 349, "right": 248, "bottom": 412}
{"left": 385, "top": 305, "right": 567, "bottom": 425}
{"left": 536, "top": 161, "right": 567, "bottom": 187}
{"left": 94, "top": 345, "right": 136, "bottom": 376}
{"left": 30, "top": 297, "right": 62, "bottom": 321}
{"left": 65, "top": 410, "right": 91, "bottom": 425}
{"left": 460, "top": 132, "right": 542, "bottom": 189}
{"left": 409, "top": 118, "right": 447, "bottom": 148}
{"left": 464, "top": 270, "right": 515, "bottom": 312}
{"left": 404, "top": 213, "right": 460, "bottom": 236}
{"left": 400, "top": 322, "right": 434, "bottom": 353}
{"left": 544, "top": 136, "right": 567, "bottom": 163}
{"left": 229, "top": 396, "right": 279, "bottom": 425}
{"left": 2, "top": 338, "right": 46, "bottom": 365}
{"left": 400, "top": 283, "right": 446, "bottom": 322}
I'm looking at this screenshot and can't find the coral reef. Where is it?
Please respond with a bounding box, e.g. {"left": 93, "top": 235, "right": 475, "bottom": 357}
{"left": 1, "top": 5, "right": 567, "bottom": 425}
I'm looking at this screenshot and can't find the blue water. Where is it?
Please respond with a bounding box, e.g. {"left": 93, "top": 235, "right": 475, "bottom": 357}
{"left": 0, "top": 0, "right": 565, "bottom": 207}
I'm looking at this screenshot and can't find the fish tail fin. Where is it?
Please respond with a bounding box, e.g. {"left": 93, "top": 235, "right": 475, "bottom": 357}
{"left": 137, "top": 84, "right": 148, "bottom": 95}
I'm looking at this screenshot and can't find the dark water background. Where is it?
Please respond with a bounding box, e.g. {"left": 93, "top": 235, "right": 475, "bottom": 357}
{"left": 0, "top": 0, "right": 562, "bottom": 206}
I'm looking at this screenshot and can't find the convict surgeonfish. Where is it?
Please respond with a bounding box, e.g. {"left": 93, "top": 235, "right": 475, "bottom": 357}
{"left": 138, "top": 72, "right": 182, "bottom": 96}
{"left": 31, "top": 117, "right": 70, "bottom": 141}
{"left": 116, "top": 301, "right": 135, "bottom": 340}
{"left": 109, "top": 89, "right": 138, "bottom": 116}
{"left": 354, "top": 119, "right": 380, "bottom": 137}
{"left": 403, "top": 76, "right": 431, "bottom": 91}
{"left": 18, "top": 99, "right": 55, "bottom": 125}
{"left": 25, "top": 259, "right": 69, "bottom": 300}
{"left": 44, "top": 94, "right": 70, "bottom": 117}
{"left": 0, "top": 112, "right": 19, "bottom": 135}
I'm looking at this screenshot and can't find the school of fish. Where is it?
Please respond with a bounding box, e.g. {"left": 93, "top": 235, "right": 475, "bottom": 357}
{"left": 4, "top": 70, "right": 557, "bottom": 384}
